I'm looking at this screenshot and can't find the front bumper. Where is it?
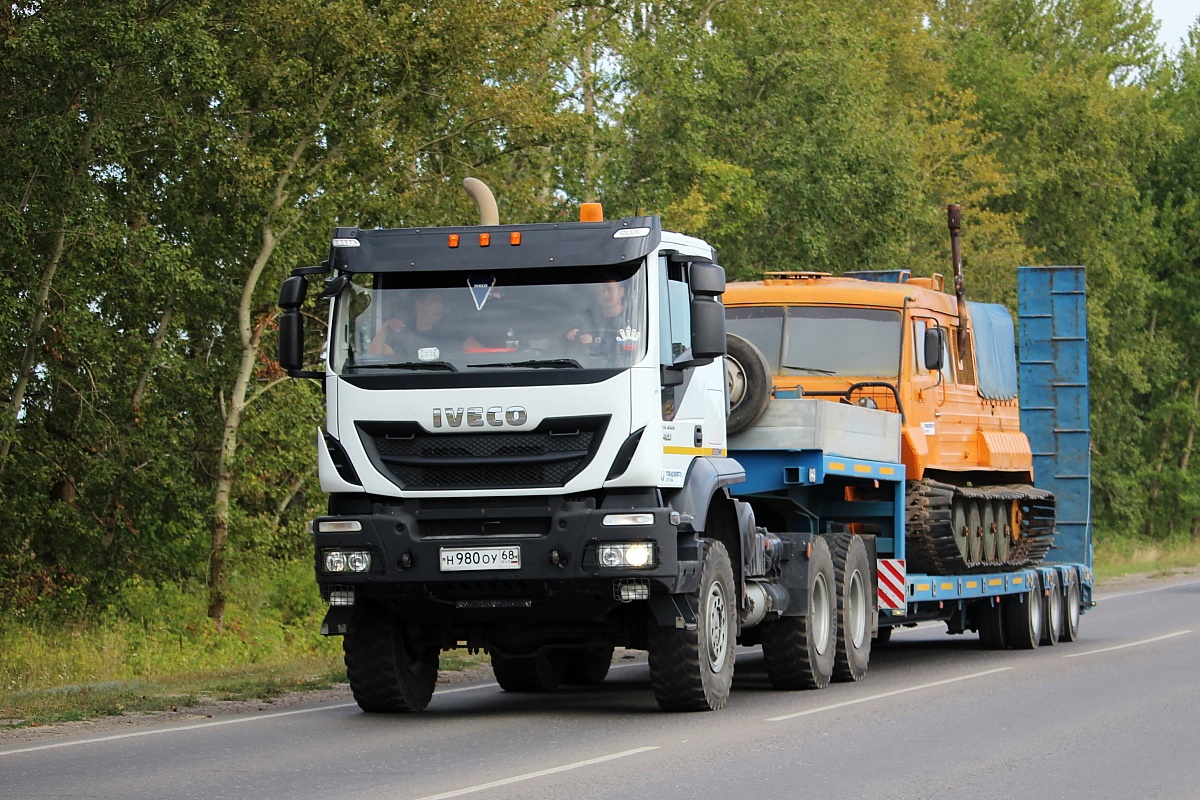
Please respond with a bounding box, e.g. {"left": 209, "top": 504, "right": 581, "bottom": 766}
{"left": 311, "top": 495, "right": 701, "bottom": 621}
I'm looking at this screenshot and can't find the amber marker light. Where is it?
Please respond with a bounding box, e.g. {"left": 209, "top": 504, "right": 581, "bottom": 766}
{"left": 448, "top": 234, "right": 460, "bottom": 248}
{"left": 580, "top": 203, "right": 604, "bottom": 222}
{"left": 510, "top": 231, "right": 521, "bottom": 245}
{"left": 479, "top": 233, "right": 491, "bottom": 247}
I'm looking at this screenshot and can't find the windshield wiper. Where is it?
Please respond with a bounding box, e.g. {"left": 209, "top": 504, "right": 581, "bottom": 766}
{"left": 357, "top": 361, "right": 458, "bottom": 372}
{"left": 468, "top": 359, "right": 582, "bottom": 370}
{"left": 783, "top": 364, "right": 836, "bottom": 375}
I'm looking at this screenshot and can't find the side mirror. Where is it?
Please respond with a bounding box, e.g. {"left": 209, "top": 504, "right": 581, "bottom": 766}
{"left": 278, "top": 276, "right": 308, "bottom": 373}
{"left": 924, "top": 326, "right": 945, "bottom": 372}
{"left": 279, "top": 275, "right": 308, "bottom": 309}
{"left": 690, "top": 261, "right": 726, "bottom": 297}
{"left": 690, "top": 297, "right": 726, "bottom": 361}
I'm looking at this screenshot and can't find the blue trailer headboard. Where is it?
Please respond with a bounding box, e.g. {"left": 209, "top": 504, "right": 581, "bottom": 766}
{"left": 1017, "top": 266, "right": 1092, "bottom": 567}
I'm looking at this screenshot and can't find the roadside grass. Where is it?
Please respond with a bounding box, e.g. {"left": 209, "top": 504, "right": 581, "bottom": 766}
{"left": 0, "top": 560, "right": 488, "bottom": 730}
{"left": 4, "top": 538, "right": 1198, "bottom": 730}
{"left": 1093, "top": 535, "right": 1200, "bottom": 582}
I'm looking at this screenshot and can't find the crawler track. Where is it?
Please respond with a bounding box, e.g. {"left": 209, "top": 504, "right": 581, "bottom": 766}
{"left": 904, "top": 478, "right": 1055, "bottom": 575}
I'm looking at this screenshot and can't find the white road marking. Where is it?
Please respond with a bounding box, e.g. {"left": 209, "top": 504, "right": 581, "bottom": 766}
{"left": 766, "top": 667, "right": 1012, "bottom": 722}
{"left": 1099, "top": 578, "right": 1200, "bottom": 601}
{"left": 407, "top": 746, "right": 659, "bottom": 800}
{"left": 1062, "top": 630, "right": 1192, "bottom": 658}
{"left": 0, "top": 702, "right": 360, "bottom": 756}
{"left": 0, "top": 659, "right": 651, "bottom": 757}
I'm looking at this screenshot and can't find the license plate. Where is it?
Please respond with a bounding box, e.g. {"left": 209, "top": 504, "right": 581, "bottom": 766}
{"left": 439, "top": 546, "right": 521, "bottom": 572}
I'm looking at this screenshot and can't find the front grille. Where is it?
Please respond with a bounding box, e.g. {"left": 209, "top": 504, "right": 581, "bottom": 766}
{"left": 359, "top": 416, "right": 609, "bottom": 490}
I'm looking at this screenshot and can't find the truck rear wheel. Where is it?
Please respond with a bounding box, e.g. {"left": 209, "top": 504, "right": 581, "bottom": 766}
{"left": 1003, "top": 574, "right": 1042, "bottom": 650}
{"left": 343, "top": 603, "right": 440, "bottom": 713}
{"left": 831, "top": 533, "right": 871, "bottom": 682}
{"left": 491, "top": 651, "right": 566, "bottom": 692}
{"left": 648, "top": 539, "right": 736, "bottom": 711}
{"left": 761, "top": 536, "right": 836, "bottom": 690}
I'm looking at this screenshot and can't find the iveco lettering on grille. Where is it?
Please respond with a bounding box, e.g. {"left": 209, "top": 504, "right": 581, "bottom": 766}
{"left": 432, "top": 406, "right": 528, "bottom": 428}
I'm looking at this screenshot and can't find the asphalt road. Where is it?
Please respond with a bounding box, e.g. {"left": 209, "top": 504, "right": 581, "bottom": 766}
{"left": 3, "top": 575, "right": 1199, "bottom": 800}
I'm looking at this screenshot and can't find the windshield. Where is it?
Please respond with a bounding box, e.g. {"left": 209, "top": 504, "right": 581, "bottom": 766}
{"left": 726, "top": 305, "right": 901, "bottom": 378}
{"left": 329, "top": 264, "right": 647, "bottom": 374}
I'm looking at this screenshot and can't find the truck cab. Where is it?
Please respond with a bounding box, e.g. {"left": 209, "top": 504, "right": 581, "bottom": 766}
{"left": 278, "top": 204, "right": 760, "bottom": 712}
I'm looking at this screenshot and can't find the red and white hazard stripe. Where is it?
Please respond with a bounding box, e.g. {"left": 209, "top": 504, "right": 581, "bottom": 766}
{"left": 877, "top": 559, "right": 906, "bottom": 610}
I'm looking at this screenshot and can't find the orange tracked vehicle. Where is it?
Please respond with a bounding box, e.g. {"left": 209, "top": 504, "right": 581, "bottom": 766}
{"left": 722, "top": 207, "right": 1054, "bottom": 574}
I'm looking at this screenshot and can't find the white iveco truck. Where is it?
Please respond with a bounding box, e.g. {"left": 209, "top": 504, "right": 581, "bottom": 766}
{"left": 278, "top": 180, "right": 834, "bottom": 713}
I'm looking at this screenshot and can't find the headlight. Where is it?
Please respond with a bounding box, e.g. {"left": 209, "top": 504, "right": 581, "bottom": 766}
{"left": 597, "top": 542, "right": 656, "bottom": 569}
{"left": 323, "top": 549, "right": 372, "bottom": 573}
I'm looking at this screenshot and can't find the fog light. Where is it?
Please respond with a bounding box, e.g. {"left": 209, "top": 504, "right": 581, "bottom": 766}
{"left": 596, "top": 542, "right": 657, "bottom": 569}
{"left": 328, "top": 587, "right": 355, "bottom": 606}
{"left": 616, "top": 579, "right": 650, "bottom": 602}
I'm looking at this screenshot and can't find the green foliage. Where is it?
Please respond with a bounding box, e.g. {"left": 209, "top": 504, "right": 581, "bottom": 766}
{"left": 1, "top": 0, "right": 1200, "bottom": 641}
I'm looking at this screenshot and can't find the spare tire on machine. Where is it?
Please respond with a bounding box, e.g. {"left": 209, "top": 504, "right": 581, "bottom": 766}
{"left": 725, "top": 333, "right": 772, "bottom": 435}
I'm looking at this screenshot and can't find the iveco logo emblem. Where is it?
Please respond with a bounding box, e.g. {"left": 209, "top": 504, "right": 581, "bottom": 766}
{"left": 433, "top": 406, "right": 528, "bottom": 428}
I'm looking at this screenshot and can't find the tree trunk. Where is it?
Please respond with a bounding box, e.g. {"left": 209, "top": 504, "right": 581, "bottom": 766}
{"left": 206, "top": 60, "right": 350, "bottom": 625}
{"left": 209, "top": 228, "right": 278, "bottom": 625}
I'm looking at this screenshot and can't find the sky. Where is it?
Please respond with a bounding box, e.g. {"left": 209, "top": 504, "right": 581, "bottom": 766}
{"left": 1151, "top": 0, "right": 1198, "bottom": 55}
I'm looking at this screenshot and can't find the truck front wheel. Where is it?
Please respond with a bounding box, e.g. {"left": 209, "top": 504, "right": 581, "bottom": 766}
{"left": 648, "top": 539, "right": 736, "bottom": 711}
{"left": 343, "top": 603, "right": 440, "bottom": 713}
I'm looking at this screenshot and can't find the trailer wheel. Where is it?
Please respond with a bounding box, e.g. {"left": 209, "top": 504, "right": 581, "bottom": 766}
{"left": 761, "top": 536, "right": 836, "bottom": 690}
{"left": 1040, "top": 575, "right": 1062, "bottom": 646}
{"left": 978, "top": 599, "right": 1006, "bottom": 650}
{"left": 491, "top": 650, "right": 566, "bottom": 692}
{"left": 831, "top": 533, "right": 872, "bottom": 682}
{"left": 648, "top": 539, "right": 736, "bottom": 711}
{"left": 725, "top": 334, "right": 772, "bottom": 436}
{"left": 1003, "top": 574, "right": 1042, "bottom": 650}
{"left": 1061, "top": 572, "right": 1082, "bottom": 642}
{"left": 343, "top": 603, "right": 440, "bottom": 713}
{"left": 563, "top": 646, "right": 614, "bottom": 685}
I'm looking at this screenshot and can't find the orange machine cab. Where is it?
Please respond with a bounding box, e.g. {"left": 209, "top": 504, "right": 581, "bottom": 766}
{"left": 723, "top": 270, "right": 1031, "bottom": 483}
{"left": 723, "top": 270, "right": 1053, "bottom": 575}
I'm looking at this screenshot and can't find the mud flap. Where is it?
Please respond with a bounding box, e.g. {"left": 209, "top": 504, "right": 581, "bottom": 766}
{"left": 320, "top": 604, "right": 355, "bottom": 636}
{"left": 774, "top": 531, "right": 816, "bottom": 617}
